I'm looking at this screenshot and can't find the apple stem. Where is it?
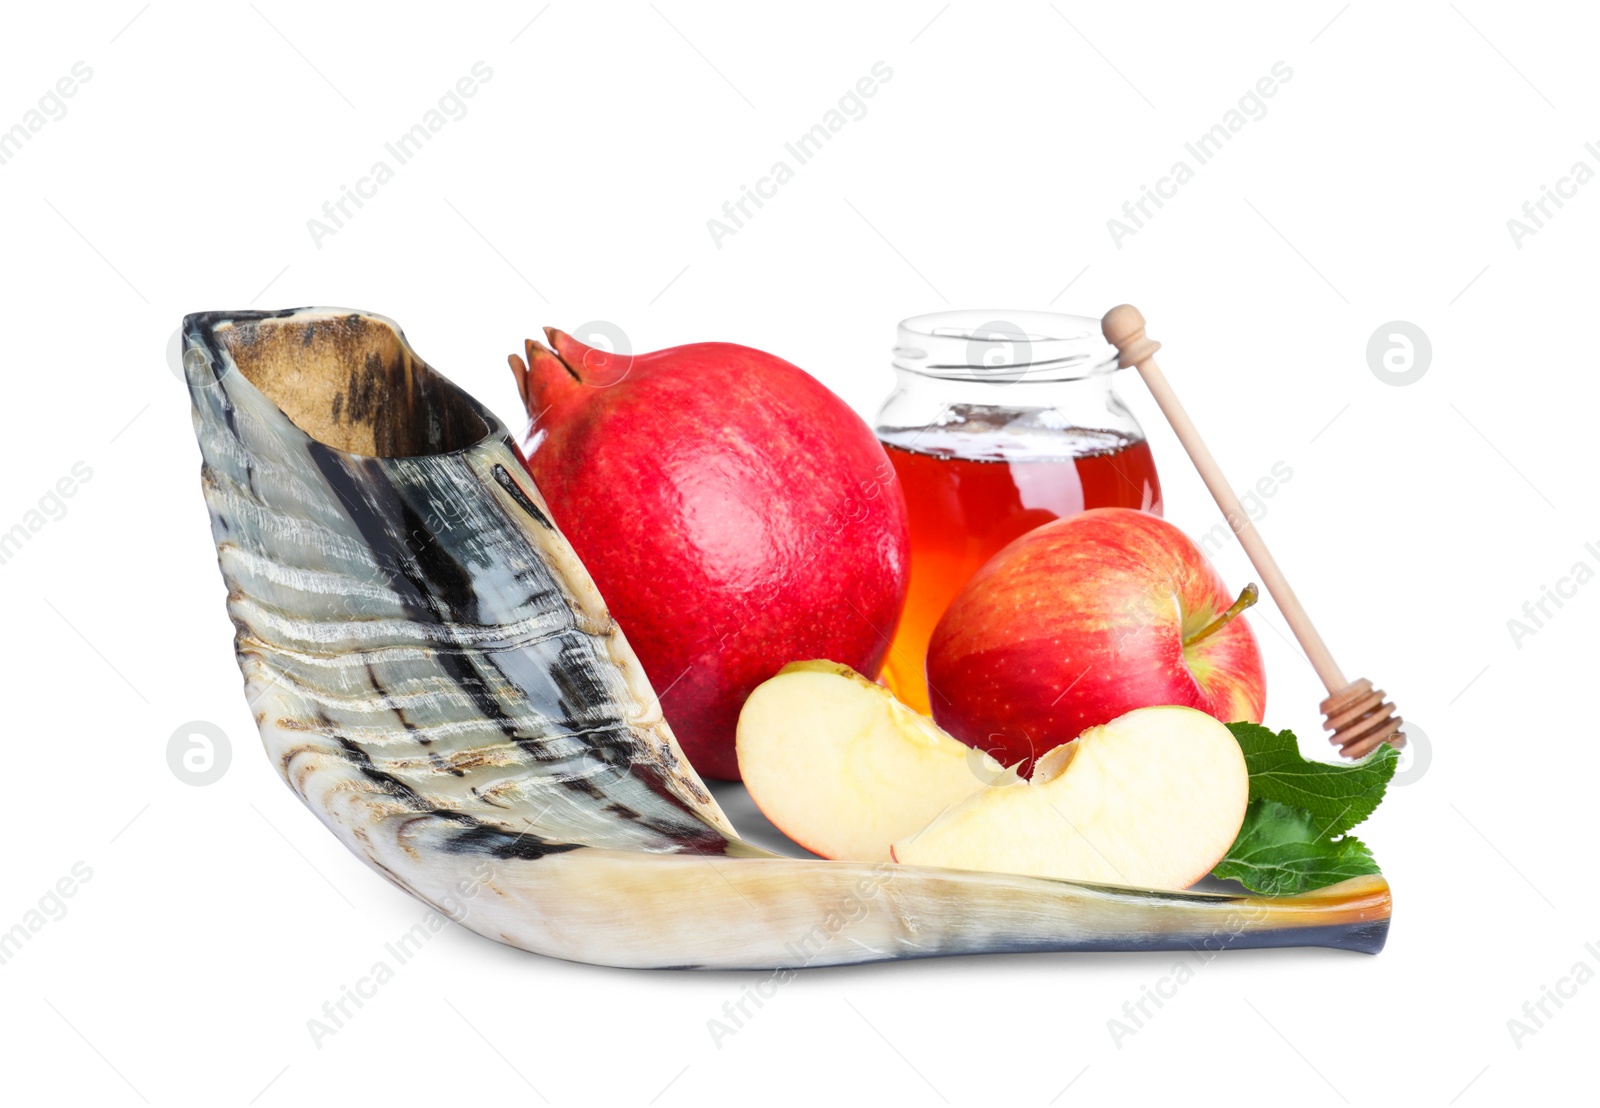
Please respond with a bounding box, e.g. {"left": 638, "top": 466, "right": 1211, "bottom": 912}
{"left": 1182, "top": 583, "right": 1259, "bottom": 649}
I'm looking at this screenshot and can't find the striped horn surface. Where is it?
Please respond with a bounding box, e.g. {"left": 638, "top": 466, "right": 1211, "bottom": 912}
{"left": 182, "top": 307, "right": 1391, "bottom": 969}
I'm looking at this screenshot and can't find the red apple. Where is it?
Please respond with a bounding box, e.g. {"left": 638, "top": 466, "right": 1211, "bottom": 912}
{"left": 925, "top": 507, "right": 1264, "bottom": 774}
{"left": 509, "top": 329, "right": 910, "bottom": 780}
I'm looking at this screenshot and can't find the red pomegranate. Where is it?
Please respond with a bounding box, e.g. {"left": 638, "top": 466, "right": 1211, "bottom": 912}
{"left": 509, "top": 328, "right": 910, "bottom": 780}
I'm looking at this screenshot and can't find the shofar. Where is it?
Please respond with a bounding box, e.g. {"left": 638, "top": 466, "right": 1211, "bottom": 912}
{"left": 182, "top": 307, "right": 1391, "bottom": 969}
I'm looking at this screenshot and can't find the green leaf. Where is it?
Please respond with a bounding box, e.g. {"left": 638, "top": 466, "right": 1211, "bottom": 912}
{"left": 1210, "top": 723, "right": 1399, "bottom": 895}
{"left": 1226, "top": 721, "right": 1398, "bottom": 837}
{"left": 1212, "top": 800, "right": 1381, "bottom": 897}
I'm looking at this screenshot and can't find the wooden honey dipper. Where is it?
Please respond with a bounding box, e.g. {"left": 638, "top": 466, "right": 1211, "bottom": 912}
{"left": 1101, "top": 305, "right": 1403, "bottom": 759}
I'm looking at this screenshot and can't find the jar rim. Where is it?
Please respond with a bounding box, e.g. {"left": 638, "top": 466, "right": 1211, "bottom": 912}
{"left": 893, "top": 309, "right": 1122, "bottom": 382}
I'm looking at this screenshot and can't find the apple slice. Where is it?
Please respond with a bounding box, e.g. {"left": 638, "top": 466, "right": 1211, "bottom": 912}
{"left": 891, "top": 706, "right": 1248, "bottom": 890}
{"left": 736, "top": 661, "right": 1017, "bottom": 861}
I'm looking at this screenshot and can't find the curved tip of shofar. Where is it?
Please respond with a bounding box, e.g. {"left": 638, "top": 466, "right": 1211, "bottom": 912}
{"left": 182, "top": 306, "right": 1393, "bottom": 970}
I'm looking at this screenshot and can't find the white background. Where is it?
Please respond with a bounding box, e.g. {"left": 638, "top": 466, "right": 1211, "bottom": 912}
{"left": 0, "top": 1, "right": 1593, "bottom": 1104}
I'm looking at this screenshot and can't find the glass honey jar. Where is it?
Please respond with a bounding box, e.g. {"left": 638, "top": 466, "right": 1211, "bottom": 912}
{"left": 874, "top": 310, "right": 1163, "bottom": 713}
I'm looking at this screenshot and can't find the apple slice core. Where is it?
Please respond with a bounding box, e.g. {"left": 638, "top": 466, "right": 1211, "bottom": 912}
{"left": 892, "top": 706, "right": 1248, "bottom": 890}
{"left": 736, "top": 661, "right": 1015, "bottom": 861}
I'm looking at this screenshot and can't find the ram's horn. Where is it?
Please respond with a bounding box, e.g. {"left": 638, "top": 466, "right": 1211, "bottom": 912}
{"left": 182, "top": 307, "right": 1390, "bottom": 969}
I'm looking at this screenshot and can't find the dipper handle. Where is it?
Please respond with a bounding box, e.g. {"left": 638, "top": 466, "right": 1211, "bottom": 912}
{"left": 1101, "top": 305, "right": 1402, "bottom": 757}
{"left": 1101, "top": 307, "right": 1345, "bottom": 693}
